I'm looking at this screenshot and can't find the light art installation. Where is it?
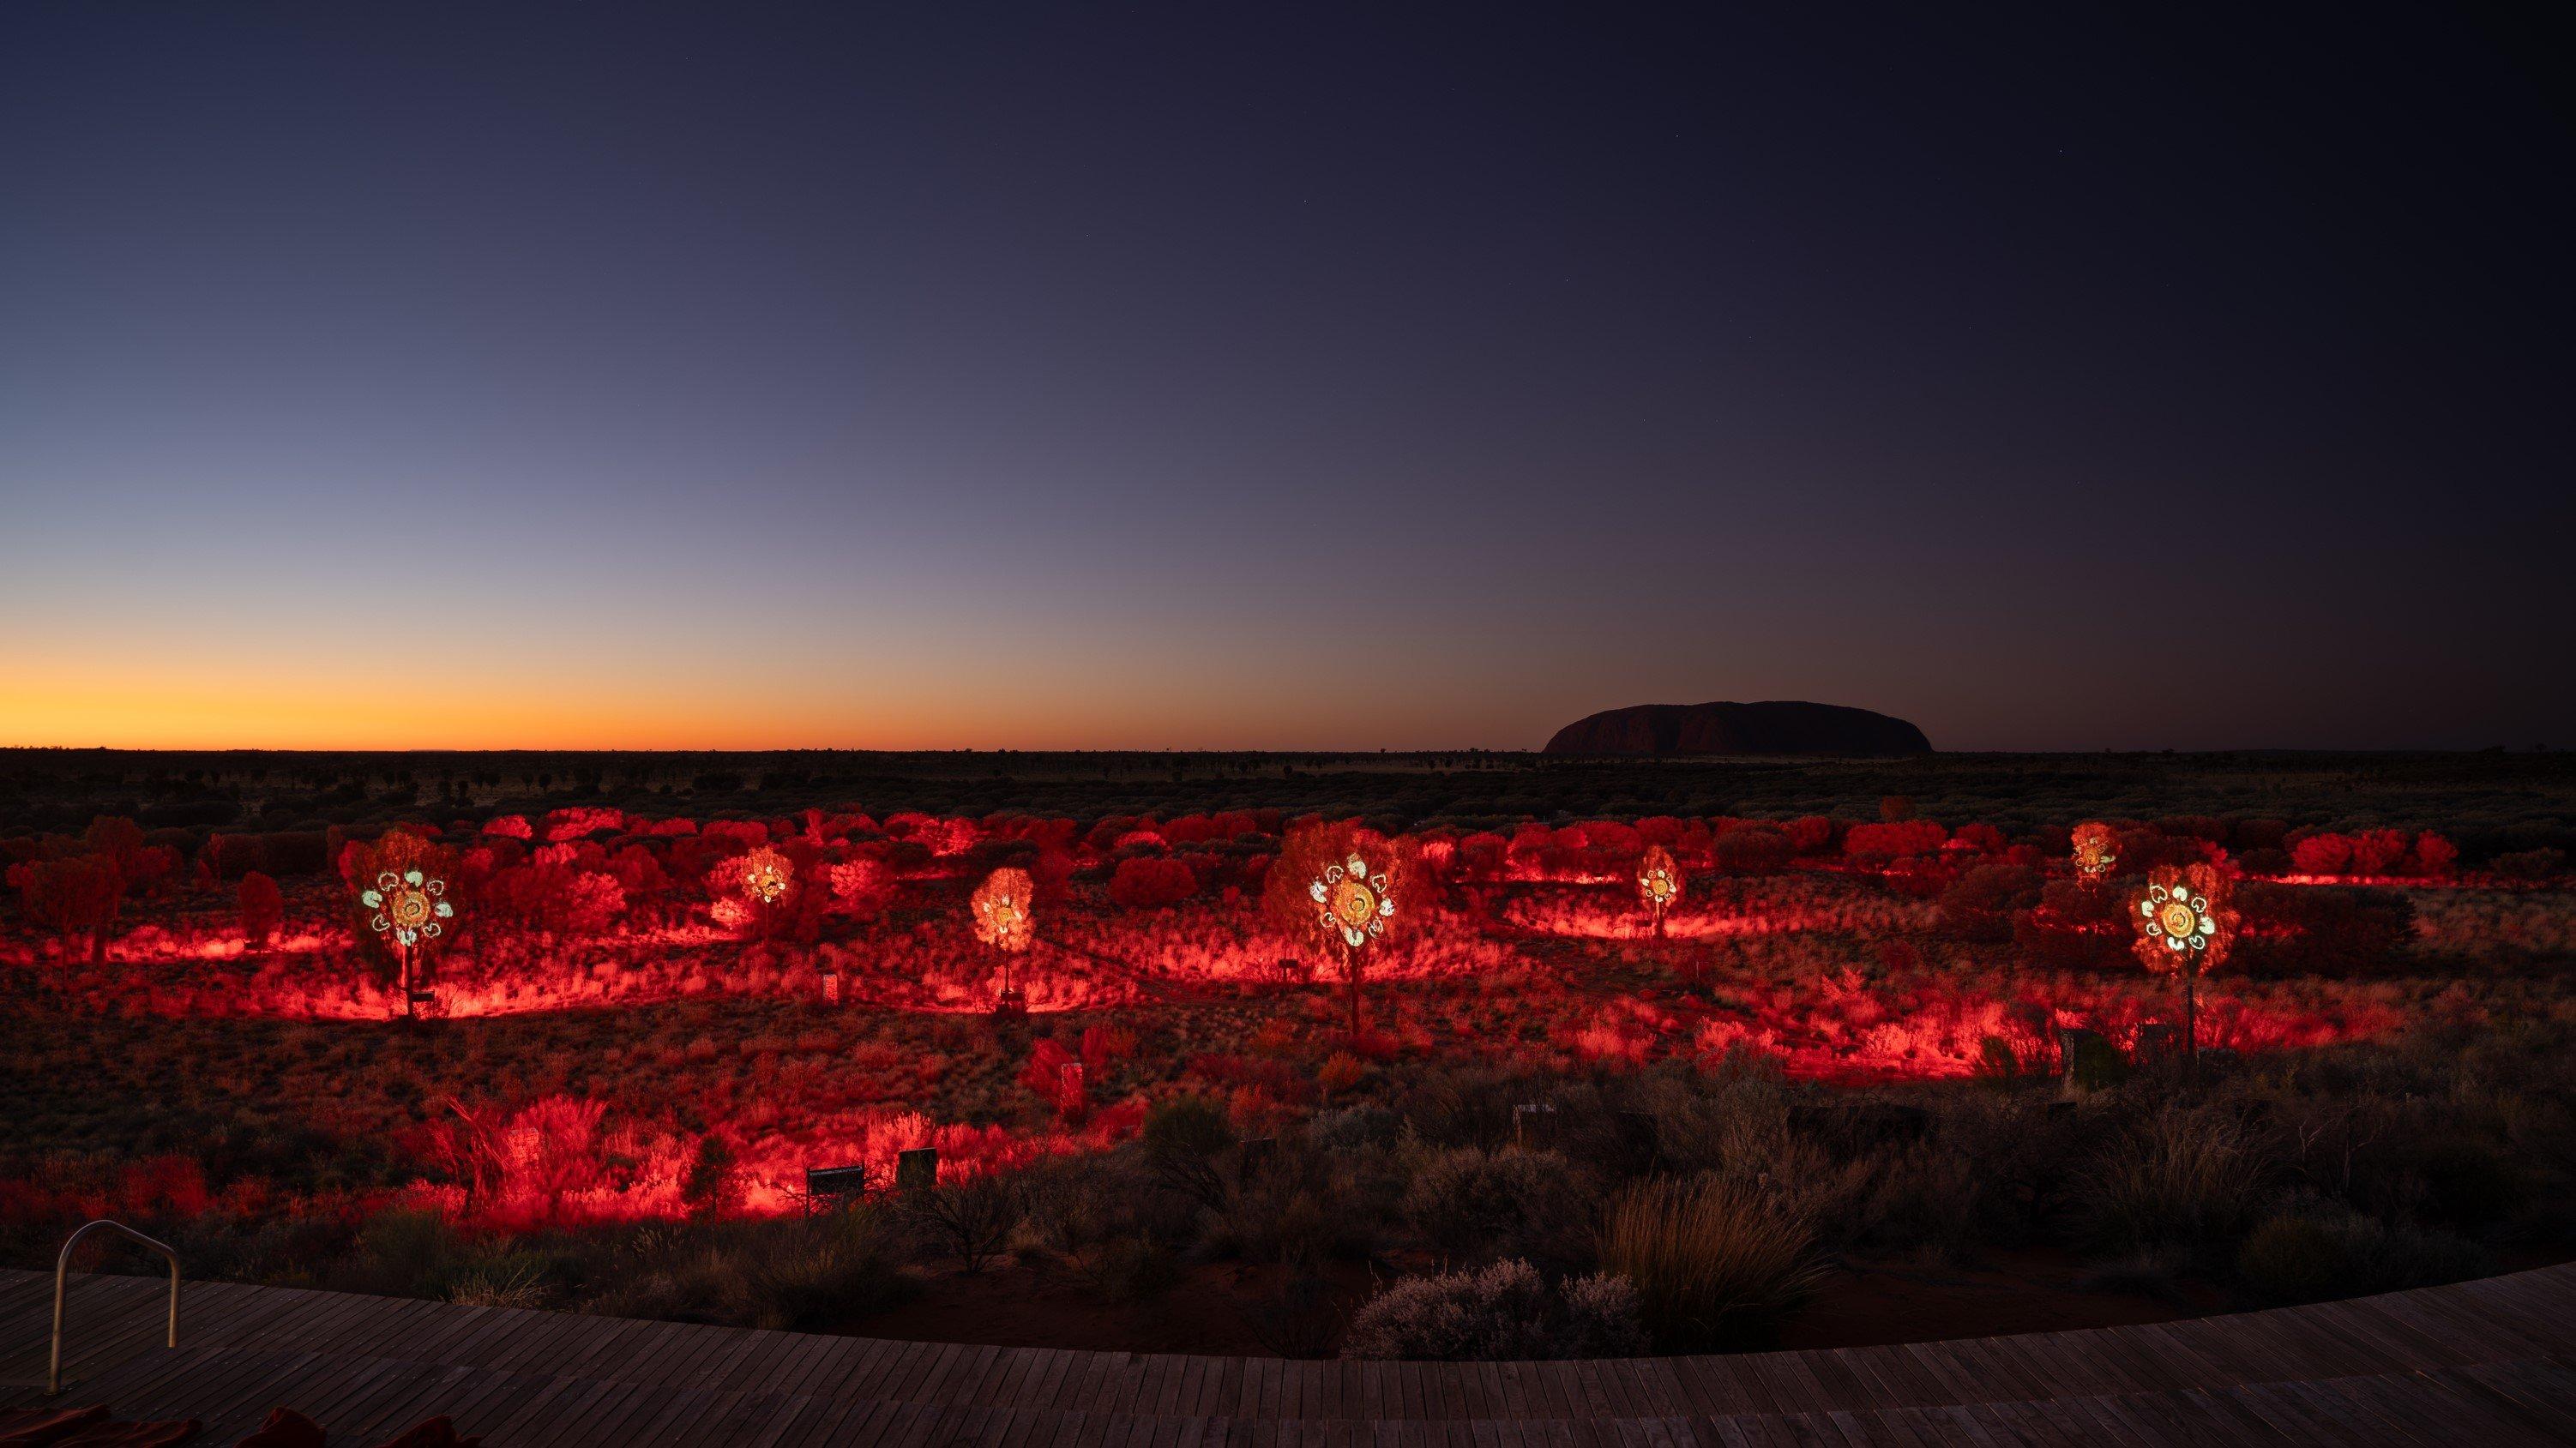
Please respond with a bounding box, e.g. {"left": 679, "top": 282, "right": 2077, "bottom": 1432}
{"left": 1637, "top": 845, "right": 1682, "bottom": 937}
{"left": 2071, "top": 822, "right": 2119, "bottom": 881}
{"left": 360, "top": 868, "right": 454, "bottom": 1017}
{"left": 1309, "top": 852, "right": 1395, "bottom": 1035}
{"left": 1310, "top": 852, "right": 1393, "bottom": 950}
{"left": 739, "top": 847, "right": 794, "bottom": 906}
{"left": 2131, "top": 862, "right": 2237, "bottom": 1067}
{"left": 971, "top": 867, "right": 1036, "bottom": 1011}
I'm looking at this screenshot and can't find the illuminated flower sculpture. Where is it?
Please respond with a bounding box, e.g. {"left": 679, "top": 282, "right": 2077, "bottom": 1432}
{"left": 364, "top": 868, "right": 453, "bottom": 946}
{"left": 1309, "top": 851, "right": 1396, "bottom": 1035}
{"left": 2131, "top": 862, "right": 2238, "bottom": 1068}
{"left": 1637, "top": 845, "right": 1682, "bottom": 937}
{"left": 740, "top": 846, "right": 794, "bottom": 906}
{"left": 359, "top": 867, "right": 454, "bottom": 1017}
{"left": 1311, "top": 853, "right": 1393, "bottom": 950}
{"left": 971, "top": 867, "right": 1036, "bottom": 1010}
{"left": 2071, "top": 822, "right": 2119, "bottom": 882}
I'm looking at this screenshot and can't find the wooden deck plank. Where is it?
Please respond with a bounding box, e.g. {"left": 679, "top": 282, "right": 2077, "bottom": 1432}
{"left": 16, "top": 1264, "right": 2576, "bottom": 1442}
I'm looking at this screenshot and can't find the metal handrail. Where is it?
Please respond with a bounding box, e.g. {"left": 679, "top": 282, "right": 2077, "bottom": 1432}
{"left": 49, "top": 1219, "right": 181, "bottom": 1395}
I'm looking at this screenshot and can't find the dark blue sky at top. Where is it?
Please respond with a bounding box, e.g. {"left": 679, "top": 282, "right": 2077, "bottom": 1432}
{"left": 3, "top": 3, "right": 2570, "bottom": 750}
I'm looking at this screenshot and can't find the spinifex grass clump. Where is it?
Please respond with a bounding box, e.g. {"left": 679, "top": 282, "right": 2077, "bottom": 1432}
{"left": 1597, "top": 1174, "right": 1825, "bottom": 1349}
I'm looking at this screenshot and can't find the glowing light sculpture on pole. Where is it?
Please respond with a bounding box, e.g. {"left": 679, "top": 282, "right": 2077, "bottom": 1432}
{"left": 1638, "top": 845, "right": 1682, "bottom": 939}
{"left": 1309, "top": 852, "right": 1394, "bottom": 1036}
{"left": 2072, "top": 822, "right": 2120, "bottom": 884}
{"left": 2131, "top": 862, "right": 2236, "bottom": 1072}
{"left": 361, "top": 868, "right": 454, "bottom": 1018}
{"left": 741, "top": 846, "right": 793, "bottom": 905}
{"left": 971, "top": 867, "right": 1036, "bottom": 1012}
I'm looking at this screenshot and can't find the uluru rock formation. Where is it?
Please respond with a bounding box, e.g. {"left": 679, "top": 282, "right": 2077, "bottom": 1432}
{"left": 1543, "top": 700, "right": 1932, "bottom": 756}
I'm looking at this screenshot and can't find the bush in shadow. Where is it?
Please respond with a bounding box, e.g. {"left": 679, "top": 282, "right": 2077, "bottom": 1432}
{"left": 1341, "top": 1259, "right": 1645, "bottom": 1361}
{"left": 1597, "top": 1175, "right": 1823, "bottom": 1350}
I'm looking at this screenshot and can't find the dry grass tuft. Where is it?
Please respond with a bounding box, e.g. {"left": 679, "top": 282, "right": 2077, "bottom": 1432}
{"left": 1598, "top": 1174, "right": 1825, "bottom": 1349}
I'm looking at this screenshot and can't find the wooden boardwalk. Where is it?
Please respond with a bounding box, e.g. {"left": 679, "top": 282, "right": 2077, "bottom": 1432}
{"left": 5, "top": 1263, "right": 2573, "bottom": 1444}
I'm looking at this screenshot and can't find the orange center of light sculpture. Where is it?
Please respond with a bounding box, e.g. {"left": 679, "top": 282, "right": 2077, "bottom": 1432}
{"left": 2139, "top": 880, "right": 2219, "bottom": 956}
{"left": 1309, "top": 854, "right": 1393, "bottom": 949}
{"left": 1329, "top": 877, "right": 1379, "bottom": 931}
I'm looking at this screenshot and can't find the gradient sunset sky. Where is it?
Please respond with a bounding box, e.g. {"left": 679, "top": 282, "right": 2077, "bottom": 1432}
{"left": 4, "top": 5, "right": 2570, "bottom": 752}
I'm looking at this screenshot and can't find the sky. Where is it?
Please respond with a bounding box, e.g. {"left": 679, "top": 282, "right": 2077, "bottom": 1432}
{"left": 3, "top": 3, "right": 2571, "bottom": 752}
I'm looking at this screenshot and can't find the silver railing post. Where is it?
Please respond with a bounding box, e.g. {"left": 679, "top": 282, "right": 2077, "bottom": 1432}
{"left": 49, "top": 1219, "right": 182, "bottom": 1396}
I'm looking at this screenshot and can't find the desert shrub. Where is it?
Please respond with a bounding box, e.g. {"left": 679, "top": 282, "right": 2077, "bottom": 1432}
{"left": 1597, "top": 1175, "right": 1822, "bottom": 1350}
{"left": 1712, "top": 828, "right": 1791, "bottom": 875}
{"left": 1341, "top": 1259, "right": 1646, "bottom": 1361}
{"left": 2387, "top": 1135, "right": 2523, "bottom": 1230}
{"left": 1936, "top": 863, "right": 2041, "bottom": 941}
{"left": 238, "top": 871, "right": 284, "bottom": 947}
{"left": 1399, "top": 1147, "right": 1592, "bottom": 1265}
{"left": 1784, "top": 816, "right": 1838, "bottom": 855}
{"left": 347, "top": 1207, "right": 464, "bottom": 1298}
{"left": 1844, "top": 820, "right": 1947, "bottom": 862}
{"left": 2348, "top": 829, "right": 2411, "bottom": 875}
{"left": 2493, "top": 848, "right": 2567, "bottom": 881}
{"left": 731, "top": 1211, "right": 916, "bottom": 1328}
{"left": 447, "top": 1254, "right": 554, "bottom": 1310}
{"left": 1142, "top": 1093, "right": 1236, "bottom": 1208}
{"left": 1019, "top": 1154, "right": 1197, "bottom": 1279}
{"left": 1212, "top": 1156, "right": 1354, "bottom": 1268}
{"left": 2232, "top": 884, "right": 2415, "bottom": 976}
{"left": 9, "top": 855, "right": 124, "bottom": 961}
{"left": 2411, "top": 832, "right": 2459, "bottom": 877}
{"left": 2290, "top": 832, "right": 2353, "bottom": 875}
{"left": 1144, "top": 1093, "right": 1235, "bottom": 1157}
{"left": 1311, "top": 1104, "right": 1401, "bottom": 1153}
{"left": 2236, "top": 1205, "right": 2491, "bottom": 1306}
{"left": 826, "top": 855, "right": 893, "bottom": 918}
{"left": 1108, "top": 856, "right": 1197, "bottom": 910}
{"left": 901, "top": 1174, "right": 1026, "bottom": 1274}
{"left": 2072, "top": 1104, "right": 2274, "bottom": 1254}
{"left": 586, "top": 1215, "right": 915, "bottom": 1330}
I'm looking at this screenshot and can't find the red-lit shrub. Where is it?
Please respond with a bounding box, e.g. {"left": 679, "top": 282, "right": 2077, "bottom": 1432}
{"left": 2013, "top": 877, "right": 2133, "bottom": 968}
{"left": 2410, "top": 832, "right": 2459, "bottom": 878}
{"left": 11, "top": 856, "right": 125, "bottom": 961}
{"left": 1020, "top": 1038, "right": 1090, "bottom": 1121}
{"left": 1109, "top": 856, "right": 1197, "bottom": 910}
{"left": 1712, "top": 828, "right": 1791, "bottom": 876}
{"left": 1785, "top": 817, "right": 1839, "bottom": 855}
{"left": 2290, "top": 832, "right": 2353, "bottom": 875}
{"left": 828, "top": 854, "right": 894, "bottom": 918}
{"left": 1938, "top": 864, "right": 2042, "bottom": 941}
{"left": 543, "top": 807, "right": 626, "bottom": 843}
{"left": 1455, "top": 832, "right": 1509, "bottom": 880}
{"left": 2348, "top": 829, "right": 2410, "bottom": 876}
{"left": 1949, "top": 823, "right": 2007, "bottom": 855}
{"left": 605, "top": 845, "right": 672, "bottom": 919}
{"left": 2233, "top": 883, "right": 2416, "bottom": 976}
{"left": 1845, "top": 820, "right": 1947, "bottom": 862}
{"left": 238, "top": 871, "right": 284, "bottom": 948}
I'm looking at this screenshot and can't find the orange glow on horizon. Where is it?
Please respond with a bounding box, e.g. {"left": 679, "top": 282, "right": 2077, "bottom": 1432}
{"left": 0, "top": 646, "right": 1489, "bottom": 753}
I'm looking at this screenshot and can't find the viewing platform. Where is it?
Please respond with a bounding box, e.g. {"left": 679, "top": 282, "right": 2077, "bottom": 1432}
{"left": 7, "top": 1262, "right": 2575, "bottom": 1444}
